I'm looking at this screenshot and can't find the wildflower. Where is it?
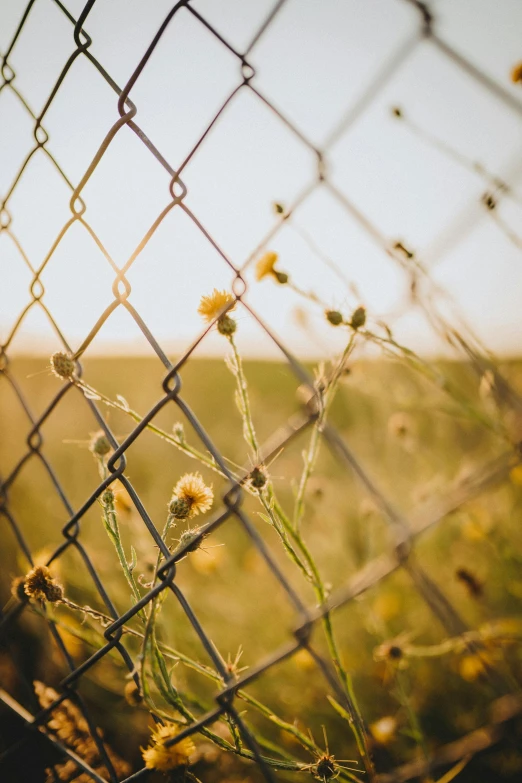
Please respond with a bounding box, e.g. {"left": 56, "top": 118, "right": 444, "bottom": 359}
{"left": 89, "top": 430, "right": 111, "bottom": 457}
{"left": 198, "top": 289, "right": 235, "bottom": 323}
{"left": 255, "top": 251, "right": 278, "bottom": 280}
{"left": 142, "top": 723, "right": 195, "bottom": 772}
{"left": 169, "top": 473, "right": 213, "bottom": 520}
{"left": 255, "top": 251, "right": 288, "bottom": 284}
{"left": 511, "top": 62, "right": 522, "bottom": 84}
{"left": 198, "top": 289, "right": 237, "bottom": 336}
{"left": 370, "top": 716, "right": 397, "bottom": 745}
{"left": 349, "top": 306, "right": 366, "bottom": 330}
{"left": 325, "top": 310, "right": 343, "bottom": 326}
{"left": 50, "top": 352, "right": 75, "bottom": 380}
{"left": 24, "top": 565, "right": 63, "bottom": 602}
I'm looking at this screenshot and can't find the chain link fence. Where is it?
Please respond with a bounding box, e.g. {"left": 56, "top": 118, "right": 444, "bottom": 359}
{"left": 1, "top": 1, "right": 522, "bottom": 781}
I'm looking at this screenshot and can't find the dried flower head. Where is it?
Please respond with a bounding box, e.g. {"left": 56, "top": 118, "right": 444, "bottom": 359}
{"left": 24, "top": 566, "right": 63, "bottom": 602}
{"left": 50, "top": 352, "right": 75, "bottom": 380}
{"left": 198, "top": 289, "right": 235, "bottom": 323}
{"left": 249, "top": 466, "right": 267, "bottom": 489}
{"left": 142, "top": 723, "right": 195, "bottom": 772}
{"left": 89, "top": 430, "right": 111, "bottom": 457}
{"left": 169, "top": 473, "right": 213, "bottom": 520}
{"left": 301, "top": 729, "right": 358, "bottom": 782}
{"left": 35, "top": 681, "right": 130, "bottom": 781}
{"left": 511, "top": 62, "right": 522, "bottom": 84}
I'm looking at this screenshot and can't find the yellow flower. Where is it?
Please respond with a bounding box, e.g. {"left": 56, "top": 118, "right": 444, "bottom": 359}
{"left": 255, "top": 251, "right": 279, "bottom": 281}
{"left": 293, "top": 648, "right": 315, "bottom": 672}
{"left": 511, "top": 62, "right": 522, "bottom": 84}
{"left": 142, "top": 723, "right": 195, "bottom": 771}
{"left": 198, "top": 289, "right": 235, "bottom": 323}
{"left": 458, "top": 652, "right": 493, "bottom": 682}
{"left": 170, "top": 473, "right": 213, "bottom": 520}
{"left": 370, "top": 716, "right": 397, "bottom": 745}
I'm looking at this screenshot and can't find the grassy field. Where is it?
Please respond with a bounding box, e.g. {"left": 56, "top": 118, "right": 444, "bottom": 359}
{"left": 1, "top": 354, "right": 522, "bottom": 782}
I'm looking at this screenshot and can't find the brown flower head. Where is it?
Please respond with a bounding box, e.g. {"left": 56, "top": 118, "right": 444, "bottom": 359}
{"left": 24, "top": 566, "right": 63, "bottom": 602}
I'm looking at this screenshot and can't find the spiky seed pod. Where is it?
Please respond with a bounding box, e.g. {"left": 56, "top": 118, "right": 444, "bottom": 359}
{"left": 178, "top": 527, "right": 205, "bottom": 553}
{"left": 315, "top": 756, "right": 337, "bottom": 781}
{"left": 249, "top": 467, "right": 267, "bottom": 489}
{"left": 349, "top": 306, "right": 366, "bottom": 330}
{"left": 89, "top": 431, "right": 111, "bottom": 457}
{"left": 325, "top": 310, "right": 343, "bottom": 326}
{"left": 169, "top": 497, "right": 192, "bottom": 520}
{"left": 102, "top": 488, "right": 114, "bottom": 505}
{"left": 217, "top": 314, "right": 237, "bottom": 336}
{"left": 50, "top": 352, "right": 75, "bottom": 380}
{"left": 24, "top": 566, "right": 63, "bottom": 602}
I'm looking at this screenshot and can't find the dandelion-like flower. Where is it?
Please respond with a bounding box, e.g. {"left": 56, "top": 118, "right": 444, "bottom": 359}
{"left": 169, "top": 473, "right": 213, "bottom": 520}
{"left": 142, "top": 723, "right": 195, "bottom": 772}
{"left": 255, "top": 251, "right": 288, "bottom": 284}
{"left": 23, "top": 565, "right": 63, "bottom": 602}
{"left": 198, "top": 289, "right": 235, "bottom": 323}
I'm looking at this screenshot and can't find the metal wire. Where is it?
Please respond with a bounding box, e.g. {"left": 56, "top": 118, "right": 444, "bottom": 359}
{"left": 1, "top": 1, "right": 522, "bottom": 781}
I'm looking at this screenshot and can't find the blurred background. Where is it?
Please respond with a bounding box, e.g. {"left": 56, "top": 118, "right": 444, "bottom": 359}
{"left": 1, "top": 1, "right": 522, "bottom": 782}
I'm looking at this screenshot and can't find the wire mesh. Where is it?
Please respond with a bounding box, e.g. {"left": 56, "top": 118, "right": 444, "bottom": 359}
{"left": 1, "top": 1, "right": 522, "bottom": 782}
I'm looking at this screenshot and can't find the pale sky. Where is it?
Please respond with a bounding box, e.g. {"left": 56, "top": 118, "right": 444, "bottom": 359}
{"left": 1, "top": 0, "right": 522, "bottom": 360}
